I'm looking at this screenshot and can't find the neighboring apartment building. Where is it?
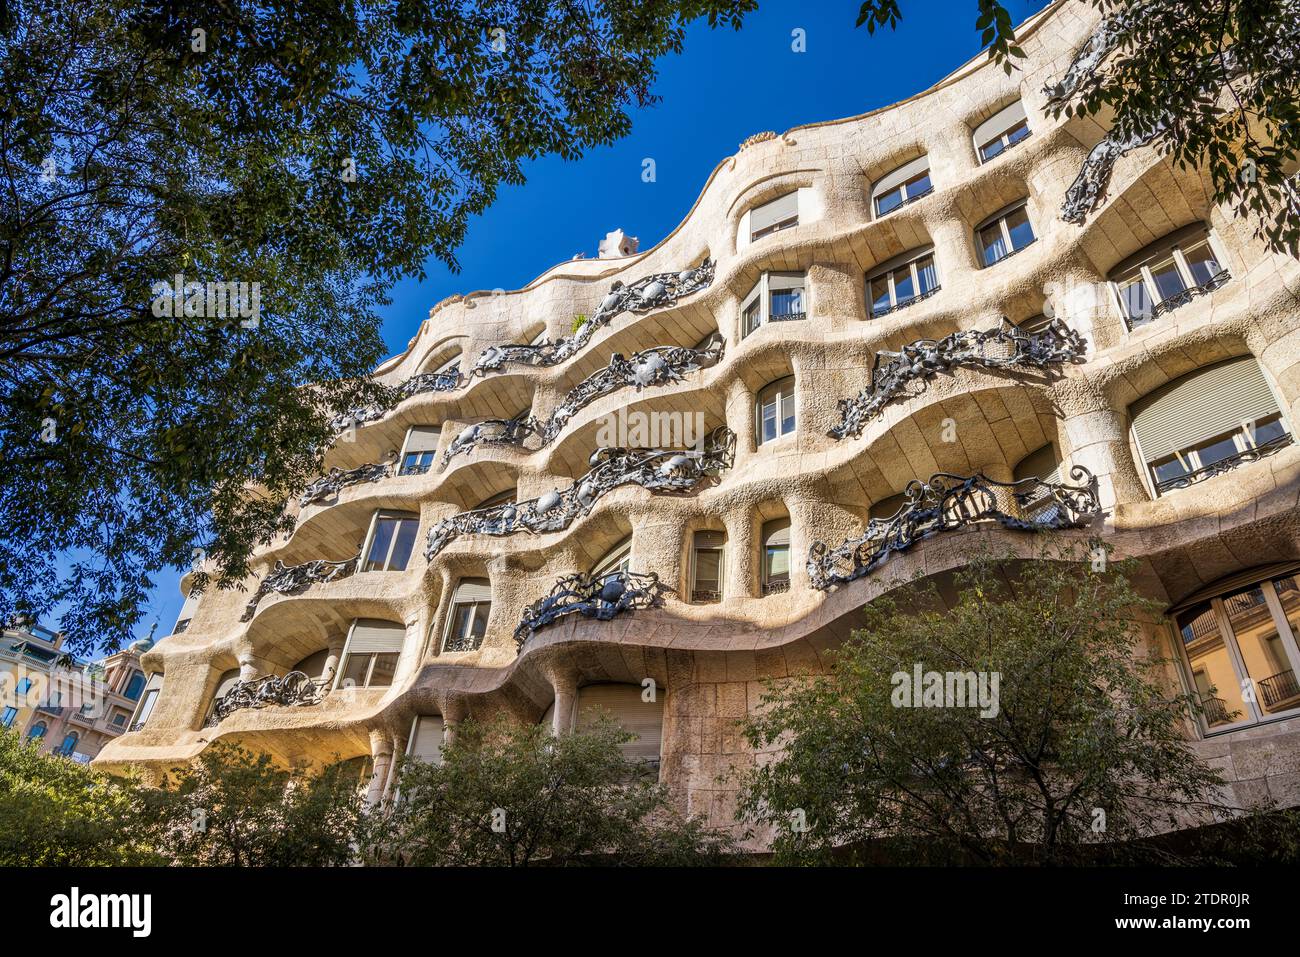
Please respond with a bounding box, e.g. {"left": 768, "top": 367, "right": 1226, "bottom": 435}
{"left": 96, "top": 0, "right": 1300, "bottom": 843}
{"left": 2, "top": 619, "right": 150, "bottom": 763}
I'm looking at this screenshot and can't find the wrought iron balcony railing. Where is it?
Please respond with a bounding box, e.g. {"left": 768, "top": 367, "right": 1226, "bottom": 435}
{"left": 761, "top": 579, "right": 791, "bottom": 596}
{"left": 1200, "top": 695, "right": 1232, "bottom": 726}
{"left": 441, "top": 411, "right": 540, "bottom": 467}
{"left": 1259, "top": 669, "right": 1300, "bottom": 710}
{"left": 514, "top": 570, "right": 669, "bottom": 648}
{"left": 470, "top": 260, "right": 715, "bottom": 377}
{"left": 208, "top": 670, "right": 327, "bottom": 726}
{"left": 1154, "top": 433, "right": 1293, "bottom": 494}
{"left": 769, "top": 311, "right": 807, "bottom": 323}
{"left": 870, "top": 284, "right": 941, "bottom": 319}
{"left": 806, "top": 466, "right": 1102, "bottom": 590}
{"left": 300, "top": 455, "right": 397, "bottom": 507}
{"left": 241, "top": 553, "right": 360, "bottom": 621}
{"left": 330, "top": 365, "right": 461, "bottom": 432}
{"left": 1126, "top": 269, "right": 1232, "bottom": 331}
{"left": 830, "top": 317, "right": 1086, "bottom": 440}
{"left": 425, "top": 426, "right": 736, "bottom": 560}
{"left": 875, "top": 184, "right": 934, "bottom": 217}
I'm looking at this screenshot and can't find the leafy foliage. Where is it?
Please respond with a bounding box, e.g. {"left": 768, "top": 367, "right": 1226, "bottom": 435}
{"left": 0, "top": 0, "right": 755, "bottom": 654}
{"left": 737, "top": 550, "right": 1277, "bottom": 865}
{"left": 364, "top": 715, "right": 733, "bottom": 866}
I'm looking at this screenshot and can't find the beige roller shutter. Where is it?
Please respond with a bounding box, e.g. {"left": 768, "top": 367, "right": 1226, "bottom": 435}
{"left": 768, "top": 272, "right": 806, "bottom": 292}
{"left": 213, "top": 669, "right": 241, "bottom": 700}
{"left": 694, "top": 530, "right": 726, "bottom": 549}
{"left": 973, "top": 100, "right": 1028, "bottom": 146}
{"left": 406, "top": 715, "right": 444, "bottom": 765}
{"left": 1014, "top": 442, "right": 1062, "bottom": 484}
{"left": 453, "top": 578, "right": 492, "bottom": 603}
{"left": 575, "top": 684, "right": 663, "bottom": 762}
{"left": 762, "top": 518, "right": 791, "bottom": 548}
{"left": 347, "top": 619, "right": 407, "bottom": 654}
{"left": 403, "top": 425, "right": 441, "bottom": 454}
{"left": 872, "top": 155, "right": 930, "bottom": 201}
{"left": 1131, "top": 356, "right": 1280, "bottom": 460}
{"left": 142, "top": 672, "right": 163, "bottom": 695}
{"left": 750, "top": 192, "right": 799, "bottom": 233}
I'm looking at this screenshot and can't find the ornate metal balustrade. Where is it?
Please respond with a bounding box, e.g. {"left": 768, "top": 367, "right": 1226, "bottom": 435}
{"left": 806, "top": 466, "right": 1102, "bottom": 590}
{"left": 469, "top": 260, "right": 715, "bottom": 377}
{"left": 830, "top": 318, "right": 1086, "bottom": 440}
{"left": 1154, "top": 432, "right": 1293, "bottom": 494}
{"left": 514, "top": 570, "right": 669, "bottom": 648}
{"left": 442, "top": 411, "right": 540, "bottom": 467}
{"left": 1260, "top": 669, "right": 1300, "bottom": 710}
{"left": 1127, "top": 270, "right": 1231, "bottom": 331}
{"left": 300, "top": 454, "right": 397, "bottom": 507}
{"left": 208, "top": 670, "right": 326, "bottom": 725}
{"left": 330, "top": 365, "right": 462, "bottom": 432}
{"left": 871, "top": 285, "right": 941, "bottom": 319}
{"left": 426, "top": 426, "right": 736, "bottom": 560}
{"left": 241, "top": 553, "right": 360, "bottom": 621}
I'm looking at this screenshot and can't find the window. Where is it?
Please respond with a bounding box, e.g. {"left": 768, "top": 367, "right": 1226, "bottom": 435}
{"left": 575, "top": 684, "right": 664, "bottom": 764}
{"left": 442, "top": 579, "right": 491, "bottom": 653}
{"left": 111, "top": 710, "right": 128, "bottom": 727}
{"left": 690, "top": 530, "right": 726, "bottom": 603}
{"left": 399, "top": 426, "right": 441, "bottom": 476}
{"left": 1110, "top": 226, "right": 1229, "bottom": 330}
{"left": 207, "top": 668, "right": 241, "bottom": 723}
{"left": 123, "top": 671, "right": 145, "bottom": 700}
{"left": 872, "top": 156, "right": 933, "bottom": 217}
{"left": 406, "top": 714, "right": 445, "bottom": 766}
{"left": 57, "top": 732, "right": 79, "bottom": 756}
{"left": 747, "top": 191, "right": 800, "bottom": 242}
{"left": 761, "top": 518, "right": 792, "bottom": 595}
{"left": 15, "top": 677, "right": 30, "bottom": 695}
{"left": 756, "top": 377, "right": 797, "bottom": 446}
{"left": 1130, "top": 356, "right": 1291, "bottom": 496}
{"left": 362, "top": 510, "right": 420, "bottom": 572}
{"left": 977, "top": 202, "right": 1036, "bottom": 266}
{"left": 0, "top": 707, "right": 16, "bottom": 728}
{"left": 475, "top": 488, "right": 516, "bottom": 510}
{"left": 593, "top": 538, "right": 633, "bottom": 578}
{"left": 867, "top": 249, "right": 939, "bottom": 317}
{"left": 173, "top": 589, "right": 199, "bottom": 634}
{"left": 1174, "top": 569, "right": 1300, "bottom": 733}
{"left": 336, "top": 619, "right": 405, "bottom": 688}
{"left": 131, "top": 678, "right": 160, "bottom": 731}
{"left": 27, "top": 721, "right": 46, "bottom": 740}
{"left": 1014, "top": 442, "right": 1065, "bottom": 522}
{"left": 973, "top": 100, "right": 1031, "bottom": 163}
{"left": 740, "top": 272, "right": 807, "bottom": 338}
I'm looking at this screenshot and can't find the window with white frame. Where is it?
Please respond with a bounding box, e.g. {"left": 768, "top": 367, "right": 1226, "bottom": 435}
{"left": 871, "top": 156, "right": 933, "bottom": 218}
{"left": 575, "top": 683, "right": 664, "bottom": 764}
{"left": 442, "top": 578, "right": 491, "bottom": 653}
{"left": 973, "top": 100, "right": 1031, "bottom": 163}
{"left": 130, "top": 673, "right": 162, "bottom": 730}
{"left": 337, "top": 619, "right": 404, "bottom": 688}
{"left": 756, "top": 376, "right": 796, "bottom": 445}
{"left": 1109, "top": 225, "right": 1229, "bottom": 330}
{"left": 977, "top": 202, "right": 1036, "bottom": 266}
{"left": 690, "top": 530, "right": 726, "bottom": 603}
{"left": 1130, "top": 356, "right": 1291, "bottom": 496}
{"left": 399, "top": 425, "right": 441, "bottom": 476}
{"left": 406, "top": 714, "right": 445, "bottom": 766}
{"left": 747, "top": 191, "right": 800, "bottom": 242}
{"left": 593, "top": 538, "right": 632, "bottom": 579}
{"left": 1173, "top": 568, "right": 1300, "bottom": 733}
{"left": 761, "top": 518, "right": 791, "bottom": 595}
{"left": 361, "top": 510, "right": 420, "bottom": 572}
{"left": 867, "top": 249, "right": 939, "bottom": 317}
{"left": 740, "top": 272, "right": 807, "bottom": 338}
{"left": 173, "top": 589, "right": 199, "bottom": 634}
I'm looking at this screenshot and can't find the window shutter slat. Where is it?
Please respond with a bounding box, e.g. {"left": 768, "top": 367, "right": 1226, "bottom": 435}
{"left": 406, "top": 715, "right": 444, "bottom": 765}
{"left": 575, "top": 684, "right": 663, "bottom": 762}
{"left": 767, "top": 272, "right": 806, "bottom": 292}
{"left": 453, "top": 578, "right": 492, "bottom": 603}
{"left": 973, "top": 100, "right": 1027, "bottom": 147}
{"left": 403, "top": 425, "right": 441, "bottom": 454}
{"left": 1132, "top": 357, "right": 1280, "bottom": 460}
{"left": 763, "top": 518, "right": 791, "bottom": 548}
{"left": 749, "top": 192, "right": 799, "bottom": 233}
{"left": 347, "top": 619, "right": 407, "bottom": 653}
{"left": 872, "top": 155, "right": 930, "bottom": 200}
{"left": 694, "top": 530, "right": 726, "bottom": 548}
{"left": 1014, "top": 442, "right": 1061, "bottom": 484}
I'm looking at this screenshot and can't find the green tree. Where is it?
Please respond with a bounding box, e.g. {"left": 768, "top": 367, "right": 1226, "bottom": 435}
{"left": 0, "top": 728, "right": 161, "bottom": 865}
{"left": 737, "top": 550, "right": 1275, "bottom": 865}
{"left": 857, "top": 0, "right": 1300, "bottom": 255}
{"left": 0, "top": 0, "right": 755, "bottom": 654}
{"left": 364, "top": 716, "right": 733, "bottom": 866}
{"left": 153, "top": 741, "right": 366, "bottom": 866}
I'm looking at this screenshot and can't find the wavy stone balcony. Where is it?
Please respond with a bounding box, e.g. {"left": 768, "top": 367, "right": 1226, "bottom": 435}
{"left": 208, "top": 670, "right": 326, "bottom": 726}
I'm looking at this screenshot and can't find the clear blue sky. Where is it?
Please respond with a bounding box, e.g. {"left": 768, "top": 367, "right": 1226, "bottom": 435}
{"left": 130, "top": 0, "right": 1050, "bottom": 646}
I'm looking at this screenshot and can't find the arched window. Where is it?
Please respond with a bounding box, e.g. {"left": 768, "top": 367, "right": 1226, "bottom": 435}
{"left": 746, "top": 191, "right": 800, "bottom": 243}
{"left": 475, "top": 488, "right": 516, "bottom": 510}
{"left": 1109, "top": 224, "right": 1229, "bottom": 330}
{"left": 292, "top": 649, "right": 330, "bottom": 681}
{"left": 593, "top": 537, "right": 633, "bottom": 578}
{"left": 756, "top": 376, "right": 796, "bottom": 446}
{"left": 867, "top": 248, "right": 939, "bottom": 317}
{"left": 207, "top": 668, "right": 241, "bottom": 723}
{"left": 690, "top": 530, "right": 727, "bottom": 603}
{"left": 27, "top": 721, "right": 46, "bottom": 740}
{"left": 442, "top": 580, "right": 491, "bottom": 653}
{"left": 1172, "top": 566, "right": 1300, "bottom": 733}
{"left": 761, "top": 518, "right": 792, "bottom": 595}
{"left": 871, "top": 155, "right": 933, "bottom": 218}
{"left": 575, "top": 684, "right": 664, "bottom": 764}
{"left": 976, "top": 201, "right": 1036, "bottom": 267}
{"left": 1130, "top": 356, "right": 1290, "bottom": 496}
{"left": 973, "top": 100, "right": 1031, "bottom": 163}
{"left": 58, "top": 731, "right": 79, "bottom": 756}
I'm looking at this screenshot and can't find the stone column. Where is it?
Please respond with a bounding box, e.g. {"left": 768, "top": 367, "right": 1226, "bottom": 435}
{"left": 380, "top": 729, "right": 405, "bottom": 802}
{"left": 550, "top": 670, "right": 578, "bottom": 735}
{"left": 364, "top": 728, "right": 393, "bottom": 807}
{"left": 441, "top": 695, "right": 467, "bottom": 745}
{"left": 323, "top": 636, "right": 346, "bottom": 688}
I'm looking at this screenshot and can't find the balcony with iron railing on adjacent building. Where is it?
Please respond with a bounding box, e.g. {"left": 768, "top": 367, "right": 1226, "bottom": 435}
{"left": 1259, "top": 669, "right": 1300, "bottom": 711}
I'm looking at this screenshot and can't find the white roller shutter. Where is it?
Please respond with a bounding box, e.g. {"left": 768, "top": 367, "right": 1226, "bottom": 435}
{"left": 575, "top": 684, "right": 663, "bottom": 762}
{"left": 403, "top": 425, "right": 441, "bottom": 454}
{"left": 1131, "top": 357, "right": 1281, "bottom": 460}
{"left": 453, "top": 578, "right": 492, "bottom": 603}
{"left": 749, "top": 192, "right": 799, "bottom": 234}
{"left": 1014, "top": 442, "right": 1062, "bottom": 484}
{"left": 768, "top": 272, "right": 806, "bottom": 292}
{"left": 406, "top": 715, "right": 444, "bottom": 765}
{"left": 872, "top": 155, "right": 930, "bottom": 202}
{"left": 346, "top": 619, "right": 407, "bottom": 654}
{"left": 213, "top": 669, "right": 241, "bottom": 700}
{"left": 973, "top": 100, "right": 1028, "bottom": 147}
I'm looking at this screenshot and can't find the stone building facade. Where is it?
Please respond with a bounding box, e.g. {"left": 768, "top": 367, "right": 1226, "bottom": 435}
{"left": 97, "top": 0, "right": 1300, "bottom": 835}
